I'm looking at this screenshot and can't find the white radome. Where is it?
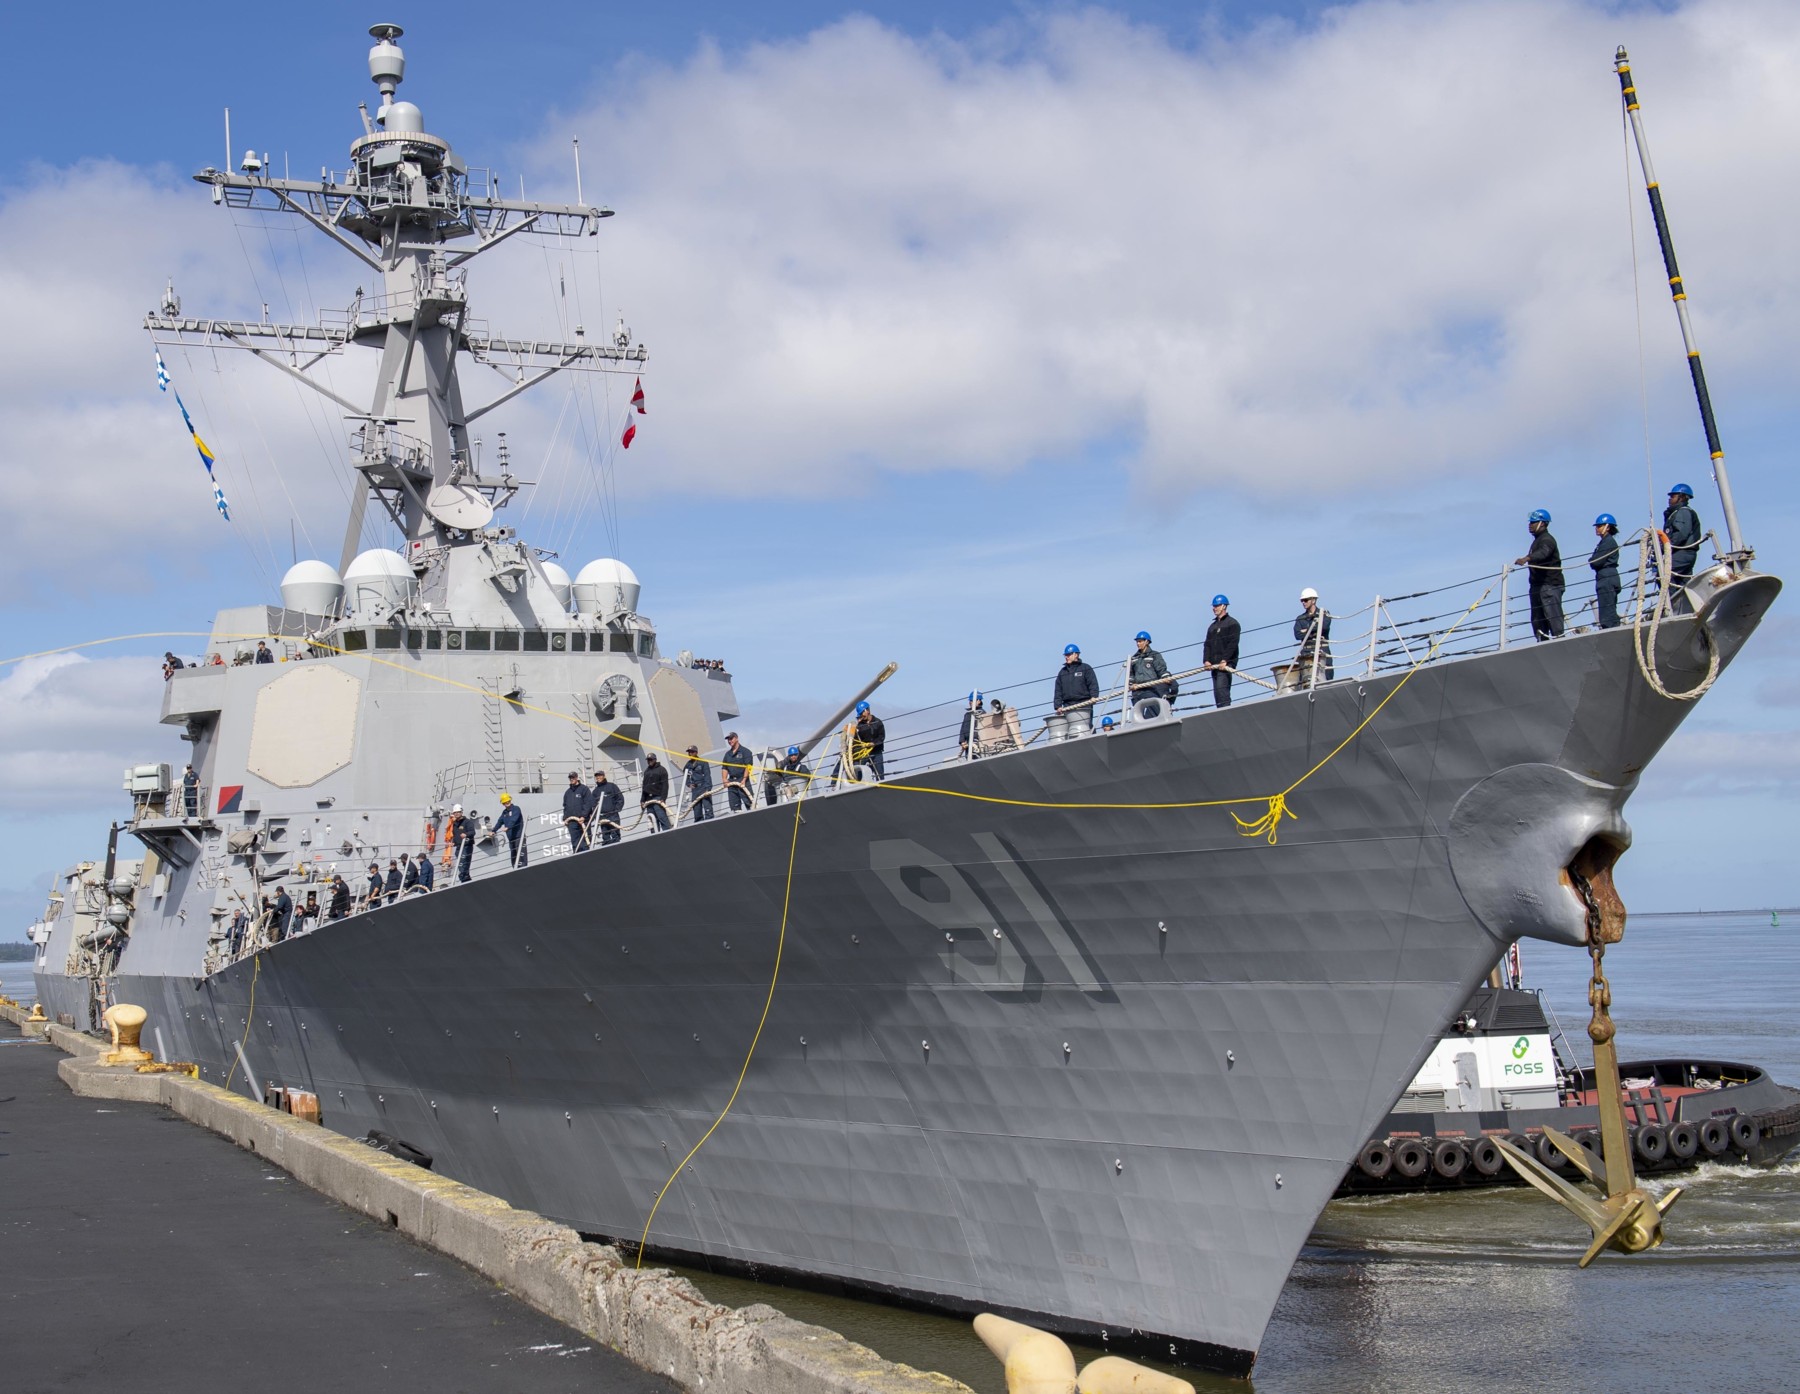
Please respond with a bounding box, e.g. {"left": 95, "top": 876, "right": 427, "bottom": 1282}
{"left": 573, "top": 558, "right": 641, "bottom": 617}
{"left": 541, "top": 560, "right": 573, "bottom": 611}
{"left": 280, "top": 559, "right": 345, "bottom": 616}
{"left": 342, "top": 549, "right": 416, "bottom": 615}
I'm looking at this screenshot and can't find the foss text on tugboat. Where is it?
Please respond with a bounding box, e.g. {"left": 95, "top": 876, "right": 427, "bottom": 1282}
{"left": 1340, "top": 943, "right": 1800, "bottom": 1195}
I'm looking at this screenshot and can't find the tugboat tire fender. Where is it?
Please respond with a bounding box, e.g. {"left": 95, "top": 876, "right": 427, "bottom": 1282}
{"left": 1666, "top": 1120, "right": 1699, "bottom": 1160}
{"left": 1573, "top": 1128, "right": 1600, "bottom": 1155}
{"left": 1431, "top": 1140, "right": 1468, "bottom": 1179}
{"left": 1393, "top": 1139, "right": 1430, "bottom": 1180}
{"left": 1535, "top": 1134, "right": 1570, "bottom": 1170}
{"left": 1357, "top": 1140, "right": 1394, "bottom": 1180}
{"left": 1698, "top": 1118, "right": 1730, "bottom": 1156}
{"left": 1729, "top": 1115, "right": 1759, "bottom": 1152}
{"left": 1470, "top": 1137, "right": 1505, "bottom": 1177}
{"left": 1634, "top": 1123, "right": 1669, "bottom": 1165}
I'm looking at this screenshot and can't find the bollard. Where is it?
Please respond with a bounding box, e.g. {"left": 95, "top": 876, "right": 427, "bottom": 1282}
{"left": 100, "top": 1004, "right": 155, "bottom": 1066}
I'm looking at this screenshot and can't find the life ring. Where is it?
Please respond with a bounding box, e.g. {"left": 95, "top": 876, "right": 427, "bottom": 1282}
{"left": 1535, "top": 1134, "right": 1570, "bottom": 1170}
{"left": 1431, "top": 1140, "right": 1468, "bottom": 1180}
{"left": 1666, "top": 1120, "right": 1699, "bottom": 1161}
{"left": 1469, "top": 1137, "right": 1505, "bottom": 1177}
{"left": 1728, "top": 1115, "right": 1759, "bottom": 1152}
{"left": 1357, "top": 1140, "right": 1394, "bottom": 1180}
{"left": 1698, "top": 1118, "right": 1730, "bottom": 1156}
{"left": 1634, "top": 1123, "right": 1668, "bottom": 1166}
{"left": 1392, "top": 1139, "right": 1429, "bottom": 1180}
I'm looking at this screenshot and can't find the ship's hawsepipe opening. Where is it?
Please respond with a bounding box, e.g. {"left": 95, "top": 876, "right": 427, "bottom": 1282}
{"left": 1564, "top": 835, "right": 1627, "bottom": 942}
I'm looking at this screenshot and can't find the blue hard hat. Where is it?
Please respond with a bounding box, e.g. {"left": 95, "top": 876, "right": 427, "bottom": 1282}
{"left": 1211, "top": 594, "right": 1229, "bottom": 607}
{"left": 1594, "top": 512, "right": 1616, "bottom": 527}
{"left": 1528, "top": 508, "right": 1551, "bottom": 524}
{"left": 1101, "top": 716, "right": 1115, "bottom": 728}
{"left": 855, "top": 701, "right": 870, "bottom": 715}
{"left": 787, "top": 745, "right": 800, "bottom": 757}
{"left": 968, "top": 690, "right": 982, "bottom": 702}
{"left": 1669, "top": 482, "right": 1694, "bottom": 497}
{"left": 1063, "top": 643, "right": 1080, "bottom": 656}
{"left": 1135, "top": 630, "right": 1152, "bottom": 642}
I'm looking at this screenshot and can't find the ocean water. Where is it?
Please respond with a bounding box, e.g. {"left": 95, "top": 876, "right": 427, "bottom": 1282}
{"left": 0, "top": 960, "right": 37, "bottom": 1003}
{"left": 675, "top": 912, "right": 1800, "bottom": 1394}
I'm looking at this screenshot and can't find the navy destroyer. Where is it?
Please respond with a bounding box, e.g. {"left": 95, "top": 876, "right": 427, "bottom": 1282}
{"left": 24, "top": 27, "right": 1781, "bottom": 1374}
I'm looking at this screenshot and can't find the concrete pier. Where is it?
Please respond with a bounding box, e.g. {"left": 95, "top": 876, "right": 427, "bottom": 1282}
{"left": 0, "top": 1003, "right": 971, "bottom": 1394}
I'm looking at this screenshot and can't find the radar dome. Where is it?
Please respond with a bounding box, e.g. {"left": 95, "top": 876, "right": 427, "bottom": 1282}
{"left": 280, "top": 560, "right": 344, "bottom": 616}
{"left": 540, "top": 561, "right": 573, "bottom": 611}
{"left": 342, "top": 549, "right": 416, "bottom": 616}
{"left": 573, "top": 558, "right": 641, "bottom": 617}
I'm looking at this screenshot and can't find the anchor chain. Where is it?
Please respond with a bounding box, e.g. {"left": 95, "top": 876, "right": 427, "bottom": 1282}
{"left": 1571, "top": 869, "right": 1615, "bottom": 1049}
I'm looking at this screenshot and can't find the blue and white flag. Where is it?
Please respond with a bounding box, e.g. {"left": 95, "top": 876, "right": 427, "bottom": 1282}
{"left": 154, "top": 353, "right": 231, "bottom": 523}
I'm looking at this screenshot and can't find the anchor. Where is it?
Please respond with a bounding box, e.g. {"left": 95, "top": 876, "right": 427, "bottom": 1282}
{"left": 1493, "top": 859, "right": 1681, "bottom": 1264}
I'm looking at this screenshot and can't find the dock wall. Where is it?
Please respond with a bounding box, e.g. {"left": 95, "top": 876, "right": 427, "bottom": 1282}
{"left": 1, "top": 1000, "right": 970, "bottom": 1394}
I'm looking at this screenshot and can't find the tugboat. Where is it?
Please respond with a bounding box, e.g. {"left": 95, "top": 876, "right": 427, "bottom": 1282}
{"left": 1339, "top": 968, "right": 1800, "bottom": 1195}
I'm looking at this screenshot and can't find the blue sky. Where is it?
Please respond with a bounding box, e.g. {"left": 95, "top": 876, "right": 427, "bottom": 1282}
{"left": 2, "top": 0, "right": 1795, "bottom": 932}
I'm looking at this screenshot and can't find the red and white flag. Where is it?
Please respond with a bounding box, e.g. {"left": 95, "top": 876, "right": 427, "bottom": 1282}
{"left": 630, "top": 377, "right": 646, "bottom": 414}
{"left": 620, "top": 419, "right": 637, "bottom": 449}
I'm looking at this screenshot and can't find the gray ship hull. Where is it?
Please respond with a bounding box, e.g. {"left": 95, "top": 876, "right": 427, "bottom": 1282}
{"left": 34, "top": 595, "right": 1775, "bottom": 1372}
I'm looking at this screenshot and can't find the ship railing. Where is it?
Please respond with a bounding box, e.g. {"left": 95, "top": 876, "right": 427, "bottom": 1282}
{"left": 855, "top": 533, "right": 1693, "bottom": 780}
{"left": 130, "top": 783, "right": 211, "bottom": 826}
{"left": 431, "top": 759, "right": 552, "bottom": 804}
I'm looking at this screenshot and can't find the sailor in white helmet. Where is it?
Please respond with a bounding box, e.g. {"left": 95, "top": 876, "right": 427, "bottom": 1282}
{"left": 1294, "top": 587, "right": 1333, "bottom": 683}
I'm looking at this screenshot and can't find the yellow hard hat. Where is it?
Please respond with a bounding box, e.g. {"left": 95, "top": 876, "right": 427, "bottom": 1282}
{"left": 499, "top": 793, "right": 512, "bottom": 804}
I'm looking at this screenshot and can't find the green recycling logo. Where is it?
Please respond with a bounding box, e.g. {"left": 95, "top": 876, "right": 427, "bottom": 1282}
{"left": 1511, "top": 1036, "right": 1530, "bottom": 1059}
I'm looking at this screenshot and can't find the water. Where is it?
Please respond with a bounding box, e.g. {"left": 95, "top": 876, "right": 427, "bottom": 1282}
{"left": 0, "top": 960, "right": 37, "bottom": 1004}
{"left": 675, "top": 912, "right": 1799, "bottom": 1393}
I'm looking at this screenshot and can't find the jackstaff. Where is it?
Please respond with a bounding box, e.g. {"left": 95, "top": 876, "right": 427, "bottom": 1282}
{"left": 1614, "top": 45, "right": 1748, "bottom": 560}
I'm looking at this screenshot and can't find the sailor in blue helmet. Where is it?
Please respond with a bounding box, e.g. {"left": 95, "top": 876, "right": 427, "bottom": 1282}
{"left": 1663, "top": 483, "right": 1702, "bottom": 594}
{"left": 1052, "top": 643, "right": 1100, "bottom": 727}
{"left": 959, "top": 691, "right": 984, "bottom": 759}
{"left": 765, "top": 744, "right": 810, "bottom": 805}
{"left": 1202, "top": 595, "right": 1240, "bottom": 708}
{"left": 853, "top": 699, "right": 886, "bottom": 780}
{"left": 1128, "top": 630, "right": 1176, "bottom": 706}
{"left": 1590, "top": 514, "right": 1622, "bottom": 630}
{"left": 1514, "top": 508, "right": 1565, "bottom": 641}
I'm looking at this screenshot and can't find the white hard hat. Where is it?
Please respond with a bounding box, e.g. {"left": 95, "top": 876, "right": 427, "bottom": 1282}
{"left": 451, "top": 803, "right": 462, "bottom": 813}
{"left": 1299, "top": 587, "right": 1318, "bottom": 601}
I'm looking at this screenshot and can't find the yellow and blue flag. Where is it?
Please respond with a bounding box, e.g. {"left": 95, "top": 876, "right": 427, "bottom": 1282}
{"left": 155, "top": 351, "right": 230, "bottom": 521}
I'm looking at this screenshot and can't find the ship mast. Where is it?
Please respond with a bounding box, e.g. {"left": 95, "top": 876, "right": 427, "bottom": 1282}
{"left": 146, "top": 23, "right": 645, "bottom": 572}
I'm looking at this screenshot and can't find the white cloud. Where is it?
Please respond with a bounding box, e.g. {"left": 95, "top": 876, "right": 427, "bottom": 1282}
{"left": 3, "top": 1, "right": 1798, "bottom": 592}
{"left": 0, "top": 654, "right": 186, "bottom": 816}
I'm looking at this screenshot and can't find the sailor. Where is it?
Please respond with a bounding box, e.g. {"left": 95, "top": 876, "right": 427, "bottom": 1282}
{"left": 765, "top": 746, "right": 810, "bottom": 804}
{"left": 1100, "top": 715, "right": 1116, "bottom": 732}
{"left": 365, "top": 862, "right": 385, "bottom": 909}
{"left": 269, "top": 886, "right": 293, "bottom": 942}
{"left": 1128, "top": 631, "right": 1175, "bottom": 705}
{"left": 1590, "top": 514, "right": 1622, "bottom": 630}
{"left": 1294, "top": 587, "right": 1335, "bottom": 680}
{"left": 227, "top": 906, "right": 249, "bottom": 957}
{"left": 592, "top": 770, "right": 624, "bottom": 845}
{"left": 720, "top": 732, "right": 755, "bottom": 812}
{"left": 413, "top": 849, "right": 435, "bottom": 892}
{"left": 1053, "top": 645, "right": 1100, "bottom": 728}
{"left": 1203, "top": 596, "right": 1241, "bottom": 707}
{"left": 163, "top": 651, "right": 184, "bottom": 675}
{"left": 853, "top": 702, "right": 887, "bottom": 780}
{"left": 298, "top": 890, "right": 320, "bottom": 933}
{"left": 641, "top": 753, "right": 672, "bottom": 831}
{"left": 255, "top": 641, "right": 275, "bottom": 664}
{"left": 959, "top": 692, "right": 984, "bottom": 758}
{"left": 181, "top": 763, "right": 200, "bottom": 817}
{"left": 384, "top": 858, "right": 403, "bottom": 905}
{"left": 401, "top": 852, "right": 420, "bottom": 895}
{"left": 682, "top": 746, "right": 715, "bottom": 822}
{"left": 562, "top": 773, "right": 592, "bottom": 852}
{"left": 1514, "top": 509, "right": 1565, "bottom": 641}
{"left": 495, "top": 792, "right": 526, "bottom": 867}
{"left": 1663, "top": 483, "right": 1702, "bottom": 590}
{"left": 327, "top": 875, "right": 350, "bottom": 921}
{"left": 452, "top": 810, "right": 477, "bottom": 882}
{"left": 981, "top": 696, "right": 1024, "bottom": 753}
